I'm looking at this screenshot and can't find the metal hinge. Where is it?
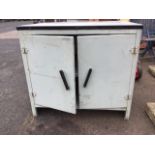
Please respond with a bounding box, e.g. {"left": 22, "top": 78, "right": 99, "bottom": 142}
{"left": 32, "top": 92, "right": 36, "bottom": 98}
{"left": 125, "top": 95, "right": 130, "bottom": 101}
{"left": 22, "top": 48, "right": 28, "bottom": 54}
{"left": 131, "top": 47, "right": 138, "bottom": 55}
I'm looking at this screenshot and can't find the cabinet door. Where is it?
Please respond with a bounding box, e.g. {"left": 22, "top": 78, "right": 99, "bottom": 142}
{"left": 23, "top": 35, "right": 76, "bottom": 114}
{"left": 78, "top": 34, "right": 136, "bottom": 109}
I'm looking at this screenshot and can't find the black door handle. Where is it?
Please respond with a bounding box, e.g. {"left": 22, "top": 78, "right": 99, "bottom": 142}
{"left": 83, "top": 68, "right": 92, "bottom": 88}
{"left": 59, "top": 70, "right": 70, "bottom": 90}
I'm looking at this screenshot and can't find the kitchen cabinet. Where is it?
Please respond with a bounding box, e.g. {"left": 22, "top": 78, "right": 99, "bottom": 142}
{"left": 17, "top": 21, "right": 142, "bottom": 119}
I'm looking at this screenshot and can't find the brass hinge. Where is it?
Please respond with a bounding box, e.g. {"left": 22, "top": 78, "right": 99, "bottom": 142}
{"left": 131, "top": 47, "right": 138, "bottom": 55}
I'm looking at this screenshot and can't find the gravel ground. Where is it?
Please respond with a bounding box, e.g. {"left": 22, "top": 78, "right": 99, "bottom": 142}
{"left": 0, "top": 21, "right": 155, "bottom": 135}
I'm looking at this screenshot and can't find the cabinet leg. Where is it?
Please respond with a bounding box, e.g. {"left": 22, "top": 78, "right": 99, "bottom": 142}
{"left": 32, "top": 107, "right": 37, "bottom": 117}
{"left": 124, "top": 111, "right": 130, "bottom": 120}
{"left": 124, "top": 105, "right": 131, "bottom": 120}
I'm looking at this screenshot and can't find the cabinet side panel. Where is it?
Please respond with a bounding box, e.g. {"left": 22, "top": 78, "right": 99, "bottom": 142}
{"left": 125, "top": 30, "right": 142, "bottom": 119}
{"left": 18, "top": 32, "right": 37, "bottom": 116}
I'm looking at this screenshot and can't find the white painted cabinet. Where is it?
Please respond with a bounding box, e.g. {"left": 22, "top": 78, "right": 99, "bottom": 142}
{"left": 17, "top": 21, "right": 142, "bottom": 119}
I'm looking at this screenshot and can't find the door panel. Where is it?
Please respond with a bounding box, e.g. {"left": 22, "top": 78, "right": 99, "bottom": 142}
{"left": 23, "top": 35, "right": 76, "bottom": 114}
{"left": 78, "top": 34, "right": 136, "bottom": 109}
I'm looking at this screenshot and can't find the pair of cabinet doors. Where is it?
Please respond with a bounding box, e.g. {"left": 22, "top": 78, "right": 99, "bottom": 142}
{"left": 22, "top": 34, "right": 136, "bottom": 114}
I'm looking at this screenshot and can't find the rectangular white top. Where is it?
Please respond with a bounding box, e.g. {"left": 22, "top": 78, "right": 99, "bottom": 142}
{"left": 17, "top": 21, "right": 143, "bottom": 30}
